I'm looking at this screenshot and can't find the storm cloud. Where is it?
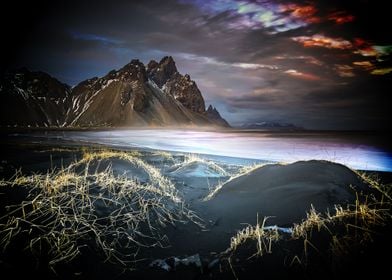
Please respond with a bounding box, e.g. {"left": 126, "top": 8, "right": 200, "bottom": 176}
{"left": 2, "top": 0, "right": 391, "bottom": 129}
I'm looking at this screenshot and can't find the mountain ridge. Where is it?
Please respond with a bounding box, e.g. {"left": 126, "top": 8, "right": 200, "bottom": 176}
{"left": 0, "top": 57, "right": 229, "bottom": 128}
{"left": 239, "top": 121, "right": 302, "bottom": 131}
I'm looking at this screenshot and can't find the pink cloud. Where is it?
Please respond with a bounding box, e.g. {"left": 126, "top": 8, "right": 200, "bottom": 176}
{"left": 292, "top": 35, "right": 352, "bottom": 50}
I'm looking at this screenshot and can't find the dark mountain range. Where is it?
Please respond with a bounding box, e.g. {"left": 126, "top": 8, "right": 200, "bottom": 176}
{"left": 239, "top": 122, "right": 302, "bottom": 131}
{"left": 0, "top": 68, "right": 71, "bottom": 127}
{"left": 0, "top": 57, "right": 229, "bottom": 128}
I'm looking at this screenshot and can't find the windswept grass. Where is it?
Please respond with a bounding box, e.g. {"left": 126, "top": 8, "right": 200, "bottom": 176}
{"left": 151, "top": 150, "right": 175, "bottom": 162}
{"left": 355, "top": 170, "right": 392, "bottom": 202}
{"left": 169, "top": 153, "right": 229, "bottom": 177}
{"left": 224, "top": 173, "right": 392, "bottom": 271}
{"left": 38, "top": 147, "right": 78, "bottom": 153}
{"left": 0, "top": 149, "right": 201, "bottom": 271}
{"left": 69, "top": 149, "right": 178, "bottom": 201}
{"left": 290, "top": 192, "right": 391, "bottom": 264}
{"left": 229, "top": 214, "right": 280, "bottom": 258}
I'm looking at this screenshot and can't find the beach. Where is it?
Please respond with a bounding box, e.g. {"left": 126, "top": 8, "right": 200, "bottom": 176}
{"left": 0, "top": 130, "right": 391, "bottom": 279}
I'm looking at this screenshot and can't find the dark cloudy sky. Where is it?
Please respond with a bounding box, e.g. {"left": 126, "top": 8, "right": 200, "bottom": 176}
{"left": 2, "top": 0, "right": 391, "bottom": 129}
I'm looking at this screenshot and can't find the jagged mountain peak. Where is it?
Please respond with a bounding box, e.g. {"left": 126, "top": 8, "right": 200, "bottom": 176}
{"left": 1, "top": 56, "right": 230, "bottom": 128}
{"left": 118, "top": 59, "right": 147, "bottom": 82}
{"left": 205, "top": 104, "right": 230, "bottom": 127}
{"left": 207, "top": 105, "right": 216, "bottom": 112}
{"left": 121, "top": 59, "right": 145, "bottom": 70}
{"left": 147, "top": 56, "right": 178, "bottom": 88}
{"left": 163, "top": 72, "right": 205, "bottom": 113}
{"left": 158, "top": 56, "right": 176, "bottom": 71}
{"left": 147, "top": 60, "right": 159, "bottom": 70}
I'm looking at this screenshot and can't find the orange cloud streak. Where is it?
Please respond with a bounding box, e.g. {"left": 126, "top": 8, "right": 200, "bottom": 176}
{"left": 327, "top": 11, "right": 355, "bottom": 24}
{"left": 280, "top": 4, "right": 321, "bottom": 23}
{"left": 292, "top": 35, "right": 352, "bottom": 49}
{"left": 353, "top": 61, "right": 374, "bottom": 70}
{"left": 284, "top": 69, "right": 322, "bottom": 81}
{"left": 335, "top": 64, "right": 355, "bottom": 77}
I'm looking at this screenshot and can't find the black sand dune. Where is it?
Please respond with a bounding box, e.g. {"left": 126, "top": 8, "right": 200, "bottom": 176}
{"left": 162, "top": 160, "right": 370, "bottom": 257}
{"left": 201, "top": 160, "right": 368, "bottom": 228}
{"left": 167, "top": 161, "right": 228, "bottom": 178}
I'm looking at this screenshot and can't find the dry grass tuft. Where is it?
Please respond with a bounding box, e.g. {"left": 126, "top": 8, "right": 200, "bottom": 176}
{"left": 229, "top": 214, "right": 280, "bottom": 257}
{"left": 291, "top": 205, "right": 327, "bottom": 239}
{"left": 355, "top": 171, "right": 392, "bottom": 202}
{"left": 290, "top": 192, "right": 391, "bottom": 263}
{"left": 0, "top": 149, "right": 200, "bottom": 270}
{"left": 151, "top": 151, "right": 174, "bottom": 161}
{"left": 203, "top": 162, "right": 266, "bottom": 201}
{"left": 169, "top": 153, "right": 229, "bottom": 178}
{"left": 71, "top": 149, "right": 179, "bottom": 201}
{"left": 226, "top": 174, "right": 391, "bottom": 268}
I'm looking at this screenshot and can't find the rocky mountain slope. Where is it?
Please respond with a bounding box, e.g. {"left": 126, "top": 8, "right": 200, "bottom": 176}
{"left": 0, "top": 57, "right": 229, "bottom": 128}
{"left": 0, "top": 68, "right": 70, "bottom": 127}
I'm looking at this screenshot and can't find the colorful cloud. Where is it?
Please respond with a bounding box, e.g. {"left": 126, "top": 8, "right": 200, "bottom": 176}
{"left": 335, "top": 64, "right": 355, "bottom": 77}
{"left": 353, "top": 38, "right": 392, "bottom": 57}
{"left": 274, "top": 55, "right": 323, "bottom": 66}
{"left": 327, "top": 11, "right": 355, "bottom": 25}
{"left": 373, "top": 45, "right": 392, "bottom": 56}
{"left": 353, "top": 38, "right": 378, "bottom": 56}
{"left": 353, "top": 61, "right": 374, "bottom": 70}
{"left": 292, "top": 35, "right": 352, "bottom": 49}
{"left": 371, "top": 68, "right": 392, "bottom": 75}
{"left": 187, "top": 0, "right": 392, "bottom": 80}
{"left": 284, "top": 69, "right": 321, "bottom": 80}
{"left": 183, "top": 0, "right": 360, "bottom": 34}
{"left": 177, "top": 53, "right": 279, "bottom": 70}
{"left": 182, "top": 0, "right": 322, "bottom": 33}
{"left": 293, "top": 35, "right": 392, "bottom": 64}
{"left": 280, "top": 4, "right": 320, "bottom": 23}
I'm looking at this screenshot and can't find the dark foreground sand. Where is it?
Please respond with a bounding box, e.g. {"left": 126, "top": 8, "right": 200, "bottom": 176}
{"left": 0, "top": 142, "right": 390, "bottom": 279}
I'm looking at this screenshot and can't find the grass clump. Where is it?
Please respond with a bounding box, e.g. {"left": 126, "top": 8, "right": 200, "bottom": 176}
{"left": 229, "top": 214, "right": 280, "bottom": 257}
{"left": 151, "top": 150, "right": 175, "bottom": 162}
{"left": 169, "top": 153, "right": 229, "bottom": 178}
{"left": 0, "top": 149, "right": 198, "bottom": 271}
{"left": 224, "top": 174, "right": 391, "bottom": 275}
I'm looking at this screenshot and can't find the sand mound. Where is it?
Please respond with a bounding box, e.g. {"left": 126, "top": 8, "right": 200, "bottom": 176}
{"left": 203, "top": 160, "right": 368, "bottom": 227}
{"left": 168, "top": 161, "right": 228, "bottom": 178}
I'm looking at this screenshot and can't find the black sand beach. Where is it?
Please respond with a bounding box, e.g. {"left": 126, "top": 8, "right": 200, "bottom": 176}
{"left": 0, "top": 135, "right": 391, "bottom": 279}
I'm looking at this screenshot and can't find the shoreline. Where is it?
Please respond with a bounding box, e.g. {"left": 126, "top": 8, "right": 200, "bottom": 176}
{"left": 2, "top": 130, "right": 391, "bottom": 172}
